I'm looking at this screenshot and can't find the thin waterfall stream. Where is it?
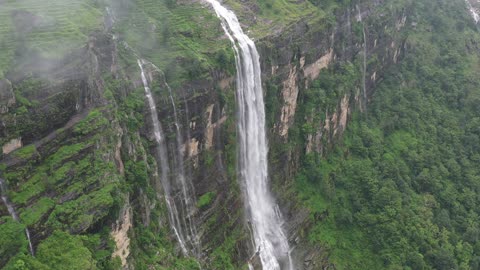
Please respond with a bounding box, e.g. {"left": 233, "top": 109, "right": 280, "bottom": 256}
{"left": 361, "top": 17, "right": 368, "bottom": 113}
{"left": 0, "top": 177, "right": 35, "bottom": 256}
{"left": 206, "top": 1, "right": 293, "bottom": 269}
{"left": 165, "top": 81, "right": 200, "bottom": 255}
{"left": 138, "top": 59, "right": 193, "bottom": 255}
{"left": 107, "top": 4, "right": 199, "bottom": 256}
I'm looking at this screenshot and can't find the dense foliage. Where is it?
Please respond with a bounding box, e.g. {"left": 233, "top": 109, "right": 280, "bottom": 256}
{"left": 295, "top": 1, "right": 480, "bottom": 269}
{"left": 1, "top": 0, "right": 479, "bottom": 269}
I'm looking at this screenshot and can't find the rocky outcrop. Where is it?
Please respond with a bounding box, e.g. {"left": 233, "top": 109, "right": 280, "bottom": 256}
{"left": 304, "top": 48, "right": 334, "bottom": 81}
{"left": 306, "top": 95, "right": 350, "bottom": 155}
{"left": 112, "top": 205, "right": 132, "bottom": 269}
{"left": 276, "top": 63, "right": 301, "bottom": 138}
{"left": 0, "top": 79, "right": 15, "bottom": 114}
{"left": 2, "top": 138, "right": 22, "bottom": 155}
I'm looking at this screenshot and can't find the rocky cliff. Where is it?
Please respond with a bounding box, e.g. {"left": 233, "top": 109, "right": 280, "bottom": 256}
{"left": 1, "top": 0, "right": 479, "bottom": 269}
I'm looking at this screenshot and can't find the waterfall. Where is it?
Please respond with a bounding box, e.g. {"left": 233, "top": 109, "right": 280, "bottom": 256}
{"left": 362, "top": 25, "right": 368, "bottom": 113}
{"left": 205, "top": 1, "right": 293, "bottom": 269}
{"left": 358, "top": 8, "right": 368, "bottom": 113}
{"left": 165, "top": 79, "right": 200, "bottom": 255}
{"left": 0, "top": 177, "right": 35, "bottom": 256}
{"left": 138, "top": 59, "right": 190, "bottom": 255}
{"left": 466, "top": 0, "right": 480, "bottom": 23}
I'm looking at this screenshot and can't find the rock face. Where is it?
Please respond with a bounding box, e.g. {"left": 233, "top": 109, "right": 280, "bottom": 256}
{"left": 111, "top": 206, "right": 132, "bottom": 268}
{"left": 0, "top": 79, "right": 15, "bottom": 114}
{"left": 304, "top": 49, "right": 334, "bottom": 81}
{"left": 251, "top": 1, "right": 411, "bottom": 266}
{"left": 0, "top": 0, "right": 418, "bottom": 269}
{"left": 276, "top": 63, "right": 300, "bottom": 138}
{"left": 2, "top": 138, "right": 22, "bottom": 155}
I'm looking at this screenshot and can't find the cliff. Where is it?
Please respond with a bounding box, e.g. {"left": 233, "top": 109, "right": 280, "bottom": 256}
{"left": 1, "top": 0, "right": 479, "bottom": 269}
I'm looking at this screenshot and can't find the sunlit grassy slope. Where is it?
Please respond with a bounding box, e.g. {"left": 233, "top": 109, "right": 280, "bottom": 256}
{"left": 0, "top": 0, "right": 103, "bottom": 77}
{"left": 111, "top": 0, "right": 231, "bottom": 85}
{"left": 223, "top": 0, "right": 323, "bottom": 38}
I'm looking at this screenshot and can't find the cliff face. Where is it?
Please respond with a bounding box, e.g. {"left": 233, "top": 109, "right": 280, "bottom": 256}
{"left": 0, "top": 0, "right": 408, "bottom": 268}
{"left": 1, "top": 0, "right": 478, "bottom": 269}
{"left": 253, "top": 1, "right": 411, "bottom": 267}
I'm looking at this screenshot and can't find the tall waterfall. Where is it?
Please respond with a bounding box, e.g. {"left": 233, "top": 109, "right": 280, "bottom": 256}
{"left": 206, "top": 1, "right": 293, "bottom": 269}
{"left": 137, "top": 59, "right": 198, "bottom": 256}
{"left": 0, "top": 177, "right": 35, "bottom": 256}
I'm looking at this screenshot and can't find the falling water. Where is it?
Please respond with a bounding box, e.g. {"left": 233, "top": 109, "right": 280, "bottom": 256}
{"left": 165, "top": 80, "right": 200, "bottom": 255}
{"left": 206, "top": 1, "right": 293, "bottom": 269}
{"left": 359, "top": 9, "right": 368, "bottom": 113}
{"left": 466, "top": 0, "right": 480, "bottom": 23}
{"left": 137, "top": 59, "right": 189, "bottom": 255}
{"left": 0, "top": 177, "right": 35, "bottom": 256}
{"left": 362, "top": 26, "right": 368, "bottom": 112}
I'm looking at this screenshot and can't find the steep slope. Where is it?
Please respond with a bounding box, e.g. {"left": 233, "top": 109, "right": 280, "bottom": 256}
{"left": 0, "top": 0, "right": 479, "bottom": 269}
{"left": 264, "top": 0, "right": 480, "bottom": 269}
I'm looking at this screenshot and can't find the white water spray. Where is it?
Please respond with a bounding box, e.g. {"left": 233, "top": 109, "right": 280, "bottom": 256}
{"left": 205, "top": 1, "right": 293, "bottom": 269}
{"left": 466, "top": 0, "right": 480, "bottom": 23}
{"left": 0, "top": 177, "right": 35, "bottom": 256}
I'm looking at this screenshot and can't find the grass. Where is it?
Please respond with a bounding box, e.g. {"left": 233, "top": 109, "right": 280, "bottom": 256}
{"left": 12, "top": 145, "right": 36, "bottom": 159}
{"left": 223, "top": 0, "right": 322, "bottom": 38}
{"left": 20, "top": 197, "right": 55, "bottom": 226}
{"left": 0, "top": 0, "right": 103, "bottom": 77}
{"left": 197, "top": 191, "right": 216, "bottom": 209}
{"left": 73, "top": 109, "right": 109, "bottom": 135}
{"left": 111, "top": 0, "right": 232, "bottom": 86}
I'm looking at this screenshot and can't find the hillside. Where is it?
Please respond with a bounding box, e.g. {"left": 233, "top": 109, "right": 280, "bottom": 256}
{"left": 0, "top": 0, "right": 479, "bottom": 269}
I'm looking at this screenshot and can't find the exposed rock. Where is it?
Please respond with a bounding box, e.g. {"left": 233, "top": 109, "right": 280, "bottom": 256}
{"left": 188, "top": 138, "right": 199, "bottom": 157}
{"left": 396, "top": 15, "right": 407, "bottom": 30}
{"left": 219, "top": 76, "right": 234, "bottom": 90}
{"left": 204, "top": 104, "right": 227, "bottom": 149}
{"left": 2, "top": 138, "right": 22, "bottom": 155}
{"left": 303, "top": 48, "right": 334, "bottom": 81}
{"left": 277, "top": 64, "right": 300, "bottom": 138}
{"left": 334, "top": 95, "right": 350, "bottom": 136}
{"left": 0, "top": 79, "right": 15, "bottom": 114}
{"left": 115, "top": 126, "right": 125, "bottom": 175}
{"left": 205, "top": 104, "right": 215, "bottom": 149}
{"left": 112, "top": 206, "right": 132, "bottom": 269}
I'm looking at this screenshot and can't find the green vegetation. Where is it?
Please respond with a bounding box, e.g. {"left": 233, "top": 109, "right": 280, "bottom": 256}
{"left": 293, "top": 0, "right": 480, "bottom": 269}
{"left": 73, "top": 109, "right": 110, "bottom": 135}
{"left": 20, "top": 197, "right": 55, "bottom": 226}
{"left": 111, "top": 0, "right": 233, "bottom": 87}
{"left": 0, "top": 0, "right": 102, "bottom": 77}
{"left": 2, "top": 0, "right": 479, "bottom": 269}
{"left": 0, "top": 218, "right": 28, "bottom": 266}
{"left": 4, "top": 230, "right": 99, "bottom": 270}
{"left": 224, "top": 0, "right": 323, "bottom": 38}
{"left": 12, "top": 145, "right": 37, "bottom": 160}
{"left": 1, "top": 78, "right": 82, "bottom": 146}
{"left": 197, "top": 191, "right": 216, "bottom": 209}
{"left": 1, "top": 103, "right": 122, "bottom": 268}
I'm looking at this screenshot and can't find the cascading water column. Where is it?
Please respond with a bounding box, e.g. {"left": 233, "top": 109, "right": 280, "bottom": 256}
{"left": 137, "top": 59, "right": 189, "bottom": 255}
{"left": 206, "top": 1, "right": 293, "bottom": 269}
